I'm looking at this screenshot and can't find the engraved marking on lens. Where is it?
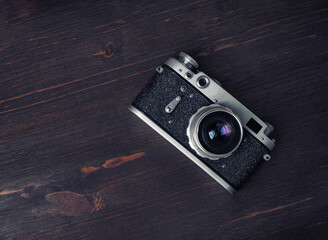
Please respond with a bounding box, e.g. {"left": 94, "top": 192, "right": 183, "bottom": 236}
{"left": 196, "top": 76, "right": 210, "bottom": 88}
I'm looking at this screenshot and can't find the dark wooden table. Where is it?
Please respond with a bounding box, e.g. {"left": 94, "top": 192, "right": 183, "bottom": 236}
{"left": 1, "top": 0, "right": 327, "bottom": 239}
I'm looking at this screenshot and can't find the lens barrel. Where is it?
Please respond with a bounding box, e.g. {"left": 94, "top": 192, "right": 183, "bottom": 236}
{"left": 187, "top": 105, "right": 243, "bottom": 160}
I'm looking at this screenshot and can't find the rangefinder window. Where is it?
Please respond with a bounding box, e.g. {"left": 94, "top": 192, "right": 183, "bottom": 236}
{"left": 246, "top": 118, "right": 262, "bottom": 134}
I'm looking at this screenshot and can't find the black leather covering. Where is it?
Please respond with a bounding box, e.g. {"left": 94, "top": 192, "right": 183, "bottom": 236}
{"left": 132, "top": 65, "right": 270, "bottom": 190}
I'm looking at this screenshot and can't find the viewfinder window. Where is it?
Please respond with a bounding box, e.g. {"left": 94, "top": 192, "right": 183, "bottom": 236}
{"left": 246, "top": 118, "right": 262, "bottom": 134}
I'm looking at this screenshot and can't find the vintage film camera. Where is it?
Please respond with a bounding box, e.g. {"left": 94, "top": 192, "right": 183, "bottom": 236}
{"left": 129, "top": 52, "right": 275, "bottom": 194}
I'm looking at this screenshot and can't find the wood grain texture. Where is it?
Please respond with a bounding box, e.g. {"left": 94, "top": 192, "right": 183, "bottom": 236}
{"left": 0, "top": 0, "right": 327, "bottom": 239}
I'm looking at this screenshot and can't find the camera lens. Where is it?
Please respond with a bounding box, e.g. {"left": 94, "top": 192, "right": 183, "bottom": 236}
{"left": 198, "top": 112, "right": 242, "bottom": 155}
{"left": 187, "top": 105, "right": 243, "bottom": 160}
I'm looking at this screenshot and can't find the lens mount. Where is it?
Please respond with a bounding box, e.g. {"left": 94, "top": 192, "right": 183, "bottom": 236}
{"left": 187, "top": 104, "right": 243, "bottom": 160}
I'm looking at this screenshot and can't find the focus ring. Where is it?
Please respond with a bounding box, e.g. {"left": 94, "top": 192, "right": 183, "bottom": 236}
{"left": 186, "top": 104, "right": 243, "bottom": 160}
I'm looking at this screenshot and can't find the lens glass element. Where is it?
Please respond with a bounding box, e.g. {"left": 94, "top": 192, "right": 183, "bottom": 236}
{"left": 208, "top": 121, "right": 233, "bottom": 140}
{"left": 198, "top": 111, "right": 242, "bottom": 155}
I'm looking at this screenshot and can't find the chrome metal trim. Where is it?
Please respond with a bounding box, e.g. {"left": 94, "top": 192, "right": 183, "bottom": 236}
{"left": 128, "top": 105, "right": 236, "bottom": 195}
{"left": 165, "top": 96, "right": 181, "bottom": 113}
{"left": 179, "top": 52, "right": 199, "bottom": 70}
{"left": 186, "top": 104, "right": 243, "bottom": 160}
{"left": 196, "top": 76, "right": 210, "bottom": 89}
{"left": 165, "top": 57, "right": 275, "bottom": 151}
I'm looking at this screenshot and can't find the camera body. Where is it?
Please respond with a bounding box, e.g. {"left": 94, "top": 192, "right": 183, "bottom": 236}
{"left": 129, "top": 53, "right": 275, "bottom": 194}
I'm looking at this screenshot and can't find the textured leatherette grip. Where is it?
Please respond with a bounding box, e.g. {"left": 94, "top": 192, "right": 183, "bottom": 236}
{"left": 132, "top": 65, "right": 269, "bottom": 190}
